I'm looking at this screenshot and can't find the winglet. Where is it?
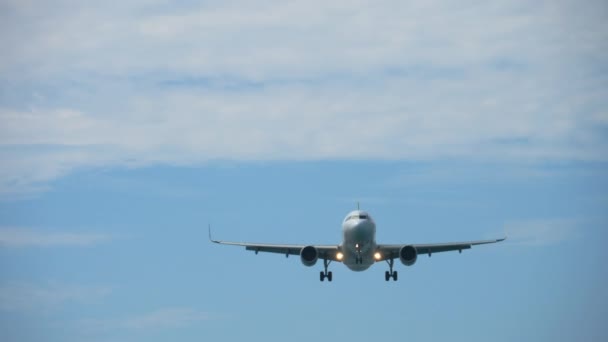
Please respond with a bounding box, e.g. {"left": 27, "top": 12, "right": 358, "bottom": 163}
{"left": 208, "top": 224, "right": 218, "bottom": 243}
{"left": 494, "top": 228, "right": 507, "bottom": 242}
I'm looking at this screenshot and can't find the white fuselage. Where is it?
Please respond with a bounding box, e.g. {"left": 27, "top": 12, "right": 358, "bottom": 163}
{"left": 341, "top": 210, "right": 377, "bottom": 271}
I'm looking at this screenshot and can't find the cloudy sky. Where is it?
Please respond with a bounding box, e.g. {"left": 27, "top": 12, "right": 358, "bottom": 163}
{"left": 1, "top": 1, "right": 607, "bottom": 341}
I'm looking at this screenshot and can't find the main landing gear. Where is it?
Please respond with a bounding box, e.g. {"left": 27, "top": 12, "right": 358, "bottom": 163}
{"left": 385, "top": 258, "right": 398, "bottom": 281}
{"left": 320, "top": 258, "right": 333, "bottom": 282}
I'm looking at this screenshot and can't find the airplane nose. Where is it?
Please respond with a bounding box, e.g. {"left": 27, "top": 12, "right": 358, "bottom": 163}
{"left": 347, "top": 219, "right": 374, "bottom": 239}
{"left": 356, "top": 219, "right": 371, "bottom": 228}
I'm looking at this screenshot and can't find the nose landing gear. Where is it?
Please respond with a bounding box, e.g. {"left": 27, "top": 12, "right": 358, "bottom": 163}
{"left": 384, "top": 258, "right": 398, "bottom": 281}
{"left": 355, "top": 243, "right": 363, "bottom": 264}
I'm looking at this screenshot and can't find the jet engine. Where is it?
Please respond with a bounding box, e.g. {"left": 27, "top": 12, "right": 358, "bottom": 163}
{"left": 399, "top": 245, "right": 417, "bottom": 266}
{"left": 300, "top": 246, "right": 318, "bottom": 267}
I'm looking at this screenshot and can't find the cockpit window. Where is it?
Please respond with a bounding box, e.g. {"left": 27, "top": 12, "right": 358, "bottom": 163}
{"left": 345, "top": 214, "right": 369, "bottom": 222}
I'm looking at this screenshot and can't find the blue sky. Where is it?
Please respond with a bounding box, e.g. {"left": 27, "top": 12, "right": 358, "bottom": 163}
{"left": 1, "top": 1, "right": 607, "bottom": 341}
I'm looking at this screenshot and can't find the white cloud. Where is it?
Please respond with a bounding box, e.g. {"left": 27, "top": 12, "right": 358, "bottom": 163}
{"left": 0, "top": 227, "right": 112, "bottom": 247}
{"left": 0, "top": 0, "right": 606, "bottom": 196}
{"left": 0, "top": 282, "right": 111, "bottom": 312}
{"left": 504, "top": 219, "right": 579, "bottom": 246}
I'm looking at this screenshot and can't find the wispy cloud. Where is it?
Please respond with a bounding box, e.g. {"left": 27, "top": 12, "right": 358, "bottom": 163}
{"left": 1, "top": 1, "right": 606, "bottom": 196}
{"left": 504, "top": 219, "right": 580, "bottom": 246}
{"left": 0, "top": 282, "right": 111, "bottom": 312}
{"left": 124, "top": 308, "right": 210, "bottom": 330}
{"left": 79, "top": 307, "right": 211, "bottom": 334}
{"left": 0, "top": 227, "right": 112, "bottom": 247}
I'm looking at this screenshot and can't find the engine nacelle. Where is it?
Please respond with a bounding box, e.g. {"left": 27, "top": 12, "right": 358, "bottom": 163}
{"left": 300, "top": 246, "right": 318, "bottom": 267}
{"left": 399, "top": 245, "right": 418, "bottom": 266}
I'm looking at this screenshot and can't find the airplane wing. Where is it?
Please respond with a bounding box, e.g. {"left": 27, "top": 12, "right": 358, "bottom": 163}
{"left": 209, "top": 227, "right": 342, "bottom": 261}
{"left": 376, "top": 237, "right": 506, "bottom": 261}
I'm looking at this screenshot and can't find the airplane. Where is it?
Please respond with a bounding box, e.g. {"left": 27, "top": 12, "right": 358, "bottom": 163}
{"left": 209, "top": 208, "right": 506, "bottom": 282}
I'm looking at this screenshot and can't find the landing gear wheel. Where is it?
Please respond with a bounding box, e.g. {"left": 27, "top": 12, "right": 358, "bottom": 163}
{"left": 320, "top": 259, "right": 333, "bottom": 282}
{"left": 385, "top": 258, "right": 398, "bottom": 281}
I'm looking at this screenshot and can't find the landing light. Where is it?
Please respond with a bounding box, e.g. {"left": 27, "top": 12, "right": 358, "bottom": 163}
{"left": 336, "top": 252, "right": 344, "bottom": 261}
{"left": 374, "top": 252, "right": 382, "bottom": 261}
